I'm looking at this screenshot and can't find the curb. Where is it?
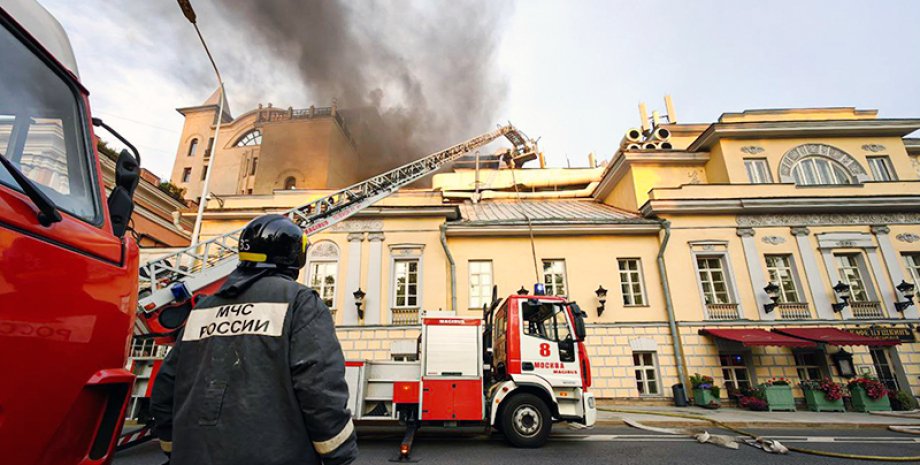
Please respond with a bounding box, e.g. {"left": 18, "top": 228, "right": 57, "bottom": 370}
{"left": 595, "top": 418, "right": 920, "bottom": 429}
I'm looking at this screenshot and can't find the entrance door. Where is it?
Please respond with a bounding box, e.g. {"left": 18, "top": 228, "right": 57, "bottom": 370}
{"left": 870, "top": 347, "right": 899, "bottom": 391}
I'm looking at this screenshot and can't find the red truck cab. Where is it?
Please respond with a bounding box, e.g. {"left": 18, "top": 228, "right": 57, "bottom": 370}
{"left": 0, "top": 2, "right": 140, "bottom": 464}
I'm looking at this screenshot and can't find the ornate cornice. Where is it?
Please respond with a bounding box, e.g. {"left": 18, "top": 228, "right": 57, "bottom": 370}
{"left": 737, "top": 213, "right": 920, "bottom": 227}
{"left": 333, "top": 219, "right": 384, "bottom": 232}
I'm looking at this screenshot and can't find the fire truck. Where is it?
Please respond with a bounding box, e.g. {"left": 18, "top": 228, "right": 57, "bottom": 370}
{"left": 0, "top": 1, "right": 143, "bottom": 464}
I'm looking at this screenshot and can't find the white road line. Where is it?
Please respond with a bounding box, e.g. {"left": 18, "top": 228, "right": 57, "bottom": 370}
{"left": 549, "top": 434, "right": 920, "bottom": 444}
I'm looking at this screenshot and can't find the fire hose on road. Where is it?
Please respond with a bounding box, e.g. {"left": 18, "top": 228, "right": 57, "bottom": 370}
{"left": 600, "top": 407, "right": 920, "bottom": 462}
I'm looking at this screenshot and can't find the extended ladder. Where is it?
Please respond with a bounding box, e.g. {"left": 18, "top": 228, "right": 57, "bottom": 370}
{"left": 137, "top": 124, "right": 532, "bottom": 315}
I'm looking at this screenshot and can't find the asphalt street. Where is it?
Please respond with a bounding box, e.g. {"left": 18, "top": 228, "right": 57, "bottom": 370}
{"left": 114, "top": 426, "right": 920, "bottom": 464}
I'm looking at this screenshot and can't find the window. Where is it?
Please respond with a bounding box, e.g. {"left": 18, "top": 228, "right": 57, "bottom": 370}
{"left": 284, "top": 176, "right": 297, "bottom": 190}
{"left": 719, "top": 353, "right": 751, "bottom": 391}
{"left": 744, "top": 158, "right": 772, "bottom": 184}
{"left": 618, "top": 258, "right": 646, "bottom": 306}
{"left": 204, "top": 137, "right": 214, "bottom": 158}
{"left": 904, "top": 253, "right": 920, "bottom": 295}
{"left": 765, "top": 255, "right": 801, "bottom": 303}
{"left": 309, "top": 261, "right": 337, "bottom": 309}
{"left": 633, "top": 352, "right": 660, "bottom": 395}
{"left": 696, "top": 256, "right": 732, "bottom": 304}
{"left": 522, "top": 301, "right": 572, "bottom": 343}
{"left": 468, "top": 260, "right": 493, "bottom": 309}
{"left": 393, "top": 259, "right": 419, "bottom": 307}
{"left": 794, "top": 352, "right": 824, "bottom": 382}
{"left": 187, "top": 138, "right": 198, "bottom": 157}
{"left": 181, "top": 167, "right": 191, "bottom": 183}
{"left": 250, "top": 157, "right": 258, "bottom": 176}
{"left": 542, "top": 259, "right": 567, "bottom": 296}
{"left": 867, "top": 156, "right": 896, "bottom": 181}
{"left": 235, "top": 130, "right": 262, "bottom": 147}
{"left": 870, "top": 347, "right": 900, "bottom": 391}
{"left": 0, "top": 25, "right": 99, "bottom": 222}
{"left": 791, "top": 157, "right": 853, "bottom": 186}
{"left": 200, "top": 165, "right": 208, "bottom": 181}
{"left": 836, "top": 254, "right": 871, "bottom": 302}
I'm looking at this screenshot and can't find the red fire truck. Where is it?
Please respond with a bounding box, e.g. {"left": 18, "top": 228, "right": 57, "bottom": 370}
{"left": 0, "top": 1, "right": 142, "bottom": 464}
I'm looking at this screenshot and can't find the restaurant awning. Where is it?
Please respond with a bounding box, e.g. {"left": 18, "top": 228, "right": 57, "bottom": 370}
{"left": 773, "top": 327, "right": 900, "bottom": 347}
{"left": 699, "top": 328, "right": 816, "bottom": 347}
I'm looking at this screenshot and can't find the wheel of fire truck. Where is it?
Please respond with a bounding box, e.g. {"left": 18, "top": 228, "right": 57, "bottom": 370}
{"left": 499, "top": 393, "right": 552, "bottom": 448}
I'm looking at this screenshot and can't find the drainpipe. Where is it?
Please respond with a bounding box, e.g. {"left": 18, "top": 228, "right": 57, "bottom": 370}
{"left": 440, "top": 224, "right": 457, "bottom": 313}
{"left": 657, "top": 220, "right": 689, "bottom": 402}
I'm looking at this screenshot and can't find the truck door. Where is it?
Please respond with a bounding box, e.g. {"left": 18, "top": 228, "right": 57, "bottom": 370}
{"left": 517, "top": 300, "right": 581, "bottom": 388}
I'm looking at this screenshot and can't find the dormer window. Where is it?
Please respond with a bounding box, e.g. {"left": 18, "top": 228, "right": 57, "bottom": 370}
{"left": 791, "top": 156, "right": 853, "bottom": 186}
{"left": 234, "top": 130, "right": 262, "bottom": 147}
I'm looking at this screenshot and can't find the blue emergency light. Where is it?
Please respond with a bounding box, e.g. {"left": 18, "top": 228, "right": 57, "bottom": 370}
{"left": 533, "top": 283, "right": 546, "bottom": 296}
{"left": 171, "top": 282, "right": 192, "bottom": 301}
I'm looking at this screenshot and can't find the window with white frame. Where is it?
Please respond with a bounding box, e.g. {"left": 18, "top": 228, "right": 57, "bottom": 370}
{"left": 618, "top": 258, "right": 646, "bottom": 306}
{"left": 744, "top": 158, "right": 773, "bottom": 184}
{"left": 835, "top": 253, "right": 872, "bottom": 302}
{"left": 867, "top": 156, "right": 896, "bottom": 181}
{"left": 904, "top": 253, "right": 920, "bottom": 296}
{"left": 794, "top": 352, "right": 824, "bottom": 382}
{"left": 696, "top": 256, "right": 733, "bottom": 305}
{"left": 791, "top": 156, "right": 854, "bottom": 186}
{"left": 393, "top": 259, "right": 419, "bottom": 307}
{"left": 765, "top": 255, "right": 801, "bottom": 303}
{"left": 235, "top": 129, "right": 262, "bottom": 147}
{"left": 633, "top": 352, "right": 660, "bottom": 395}
{"left": 468, "top": 260, "right": 493, "bottom": 309}
{"left": 306, "top": 241, "right": 340, "bottom": 309}
{"left": 719, "top": 353, "right": 751, "bottom": 391}
{"left": 542, "top": 259, "right": 567, "bottom": 296}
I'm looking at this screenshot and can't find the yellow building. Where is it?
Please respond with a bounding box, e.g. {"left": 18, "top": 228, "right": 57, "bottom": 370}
{"left": 183, "top": 103, "right": 920, "bottom": 403}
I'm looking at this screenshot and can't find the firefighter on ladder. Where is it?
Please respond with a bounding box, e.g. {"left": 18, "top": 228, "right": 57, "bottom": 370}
{"left": 151, "top": 214, "right": 358, "bottom": 465}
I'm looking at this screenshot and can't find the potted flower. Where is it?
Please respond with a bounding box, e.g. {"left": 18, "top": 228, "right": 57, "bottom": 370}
{"left": 690, "top": 373, "right": 720, "bottom": 407}
{"left": 847, "top": 377, "right": 892, "bottom": 412}
{"left": 739, "top": 395, "right": 768, "bottom": 411}
{"left": 801, "top": 378, "right": 846, "bottom": 412}
{"left": 759, "top": 377, "right": 795, "bottom": 411}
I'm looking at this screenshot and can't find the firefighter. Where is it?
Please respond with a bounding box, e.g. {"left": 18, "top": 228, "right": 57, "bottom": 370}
{"left": 150, "top": 214, "right": 357, "bottom": 465}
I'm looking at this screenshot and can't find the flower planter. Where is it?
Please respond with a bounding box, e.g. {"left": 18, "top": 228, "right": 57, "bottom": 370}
{"left": 803, "top": 389, "right": 845, "bottom": 412}
{"left": 762, "top": 384, "right": 795, "bottom": 412}
{"left": 850, "top": 386, "right": 892, "bottom": 412}
{"left": 693, "top": 388, "right": 718, "bottom": 407}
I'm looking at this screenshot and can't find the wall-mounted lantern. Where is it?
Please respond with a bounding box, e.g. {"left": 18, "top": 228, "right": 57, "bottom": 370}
{"left": 517, "top": 286, "right": 529, "bottom": 296}
{"left": 595, "top": 285, "right": 608, "bottom": 317}
{"left": 763, "top": 282, "right": 780, "bottom": 314}
{"left": 353, "top": 288, "right": 366, "bottom": 320}
{"left": 831, "top": 281, "right": 851, "bottom": 313}
{"left": 895, "top": 280, "right": 916, "bottom": 313}
{"left": 831, "top": 348, "right": 855, "bottom": 378}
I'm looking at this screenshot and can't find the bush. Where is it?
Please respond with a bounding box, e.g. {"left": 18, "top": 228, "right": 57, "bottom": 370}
{"left": 739, "top": 396, "right": 768, "bottom": 411}
{"left": 890, "top": 390, "right": 919, "bottom": 411}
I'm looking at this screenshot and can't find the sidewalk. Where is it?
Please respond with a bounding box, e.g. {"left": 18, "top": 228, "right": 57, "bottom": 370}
{"left": 595, "top": 403, "right": 920, "bottom": 429}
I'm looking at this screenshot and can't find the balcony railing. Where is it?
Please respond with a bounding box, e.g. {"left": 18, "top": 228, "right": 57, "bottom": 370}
{"left": 392, "top": 308, "right": 420, "bottom": 325}
{"left": 777, "top": 303, "right": 811, "bottom": 320}
{"left": 707, "top": 303, "right": 740, "bottom": 320}
{"left": 850, "top": 301, "right": 884, "bottom": 319}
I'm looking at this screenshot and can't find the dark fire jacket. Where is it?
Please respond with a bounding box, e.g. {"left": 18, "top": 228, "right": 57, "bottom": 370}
{"left": 150, "top": 268, "right": 357, "bottom": 465}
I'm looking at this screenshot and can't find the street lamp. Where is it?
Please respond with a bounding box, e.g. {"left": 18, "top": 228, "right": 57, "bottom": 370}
{"left": 595, "top": 285, "right": 608, "bottom": 317}
{"left": 353, "top": 288, "right": 366, "bottom": 320}
{"left": 832, "top": 281, "right": 851, "bottom": 313}
{"left": 895, "top": 280, "right": 916, "bottom": 313}
{"left": 763, "top": 282, "right": 780, "bottom": 314}
{"left": 177, "top": 0, "right": 227, "bottom": 247}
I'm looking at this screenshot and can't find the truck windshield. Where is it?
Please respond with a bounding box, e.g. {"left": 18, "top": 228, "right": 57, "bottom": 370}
{"left": 0, "top": 23, "right": 98, "bottom": 222}
{"left": 522, "top": 301, "right": 572, "bottom": 342}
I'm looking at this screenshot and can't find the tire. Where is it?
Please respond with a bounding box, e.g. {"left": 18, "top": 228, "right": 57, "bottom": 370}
{"left": 499, "top": 393, "right": 552, "bottom": 448}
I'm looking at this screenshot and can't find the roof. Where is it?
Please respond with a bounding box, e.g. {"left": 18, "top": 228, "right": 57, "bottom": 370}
{"left": 454, "top": 200, "right": 650, "bottom": 226}
{"left": 2, "top": 0, "right": 79, "bottom": 76}
{"left": 699, "top": 328, "right": 816, "bottom": 348}
{"left": 773, "top": 327, "right": 899, "bottom": 347}
{"left": 687, "top": 119, "right": 920, "bottom": 152}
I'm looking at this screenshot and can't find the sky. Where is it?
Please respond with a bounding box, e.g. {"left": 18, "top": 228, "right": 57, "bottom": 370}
{"left": 41, "top": 0, "right": 920, "bottom": 180}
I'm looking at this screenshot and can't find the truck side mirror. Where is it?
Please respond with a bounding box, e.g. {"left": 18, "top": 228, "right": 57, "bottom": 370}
{"left": 570, "top": 302, "right": 587, "bottom": 342}
{"left": 107, "top": 149, "right": 139, "bottom": 238}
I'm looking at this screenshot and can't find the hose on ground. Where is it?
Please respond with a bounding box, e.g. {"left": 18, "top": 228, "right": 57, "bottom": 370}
{"left": 599, "top": 407, "right": 920, "bottom": 462}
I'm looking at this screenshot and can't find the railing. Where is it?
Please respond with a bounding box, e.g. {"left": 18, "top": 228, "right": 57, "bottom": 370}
{"left": 391, "top": 308, "right": 420, "bottom": 325}
{"left": 851, "top": 301, "right": 884, "bottom": 319}
{"left": 707, "top": 303, "right": 740, "bottom": 320}
{"left": 130, "top": 338, "right": 168, "bottom": 359}
{"left": 257, "top": 105, "right": 353, "bottom": 143}
{"left": 777, "top": 303, "right": 811, "bottom": 320}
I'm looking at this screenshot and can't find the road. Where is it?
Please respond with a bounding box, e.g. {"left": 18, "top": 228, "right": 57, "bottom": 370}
{"left": 114, "top": 426, "right": 920, "bottom": 464}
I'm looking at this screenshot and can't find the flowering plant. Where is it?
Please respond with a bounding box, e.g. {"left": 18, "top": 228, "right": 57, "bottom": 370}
{"left": 739, "top": 396, "right": 768, "bottom": 411}
{"left": 802, "top": 378, "right": 847, "bottom": 401}
{"left": 763, "top": 377, "right": 790, "bottom": 386}
{"left": 690, "top": 373, "right": 715, "bottom": 389}
{"left": 848, "top": 377, "right": 888, "bottom": 400}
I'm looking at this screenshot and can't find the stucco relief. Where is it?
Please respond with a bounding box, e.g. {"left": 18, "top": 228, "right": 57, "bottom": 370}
{"left": 861, "top": 144, "right": 886, "bottom": 153}
{"left": 761, "top": 236, "right": 786, "bottom": 245}
{"left": 777, "top": 143, "right": 868, "bottom": 183}
{"left": 911, "top": 156, "right": 920, "bottom": 177}
{"left": 897, "top": 233, "right": 920, "bottom": 243}
{"left": 308, "top": 241, "right": 340, "bottom": 259}
{"left": 331, "top": 219, "right": 384, "bottom": 232}
{"left": 740, "top": 146, "right": 765, "bottom": 154}
{"left": 737, "top": 213, "right": 920, "bottom": 227}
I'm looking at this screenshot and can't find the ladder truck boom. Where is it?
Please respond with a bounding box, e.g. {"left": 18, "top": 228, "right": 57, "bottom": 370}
{"left": 137, "top": 124, "right": 533, "bottom": 318}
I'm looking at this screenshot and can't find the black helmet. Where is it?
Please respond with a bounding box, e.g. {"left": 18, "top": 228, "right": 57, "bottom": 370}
{"left": 237, "top": 214, "right": 307, "bottom": 270}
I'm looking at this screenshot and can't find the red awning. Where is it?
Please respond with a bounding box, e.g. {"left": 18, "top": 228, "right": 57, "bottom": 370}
{"left": 699, "top": 328, "right": 816, "bottom": 347}
{"left": 773, "top": 327, "right": 900, "bottom": 346}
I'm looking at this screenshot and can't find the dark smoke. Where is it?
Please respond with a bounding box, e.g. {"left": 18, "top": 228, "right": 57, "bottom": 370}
{"left": 215, "top": 0, "right": 512, "bottom": 176}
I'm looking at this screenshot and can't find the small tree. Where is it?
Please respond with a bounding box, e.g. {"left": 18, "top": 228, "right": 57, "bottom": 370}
{"left": 158, "top": 181, "right": 186, "bottom": 203}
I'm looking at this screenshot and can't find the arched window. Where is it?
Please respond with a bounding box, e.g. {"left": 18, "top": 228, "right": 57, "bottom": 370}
{"left": 284, "top": 176, "right": 297, "bottom": 190}
{"left": 307, "top": 241, "right": 340, "bottom": 310}
{"left": 791, "top": 156, "right": 853, "bottom": 186}
{"left": 234, "top": 130, "right": 262, "bottom": 147}
{"left": 187, "top": 138, "right": 198, "bottom": 157}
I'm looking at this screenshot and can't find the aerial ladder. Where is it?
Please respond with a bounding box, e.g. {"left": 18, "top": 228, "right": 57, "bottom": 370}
{"left": 136, "top": 124, "right": 534, "bottom": 334}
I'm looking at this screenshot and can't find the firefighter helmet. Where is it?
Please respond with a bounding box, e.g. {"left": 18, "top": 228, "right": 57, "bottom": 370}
{"left": 237, "top": 214, "right": 307, "bottom": 270}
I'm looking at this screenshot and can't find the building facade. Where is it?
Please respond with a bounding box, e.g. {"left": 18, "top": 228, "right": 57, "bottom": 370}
{"left": 181, "top": 105, "right": 920, "bottom": 403}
